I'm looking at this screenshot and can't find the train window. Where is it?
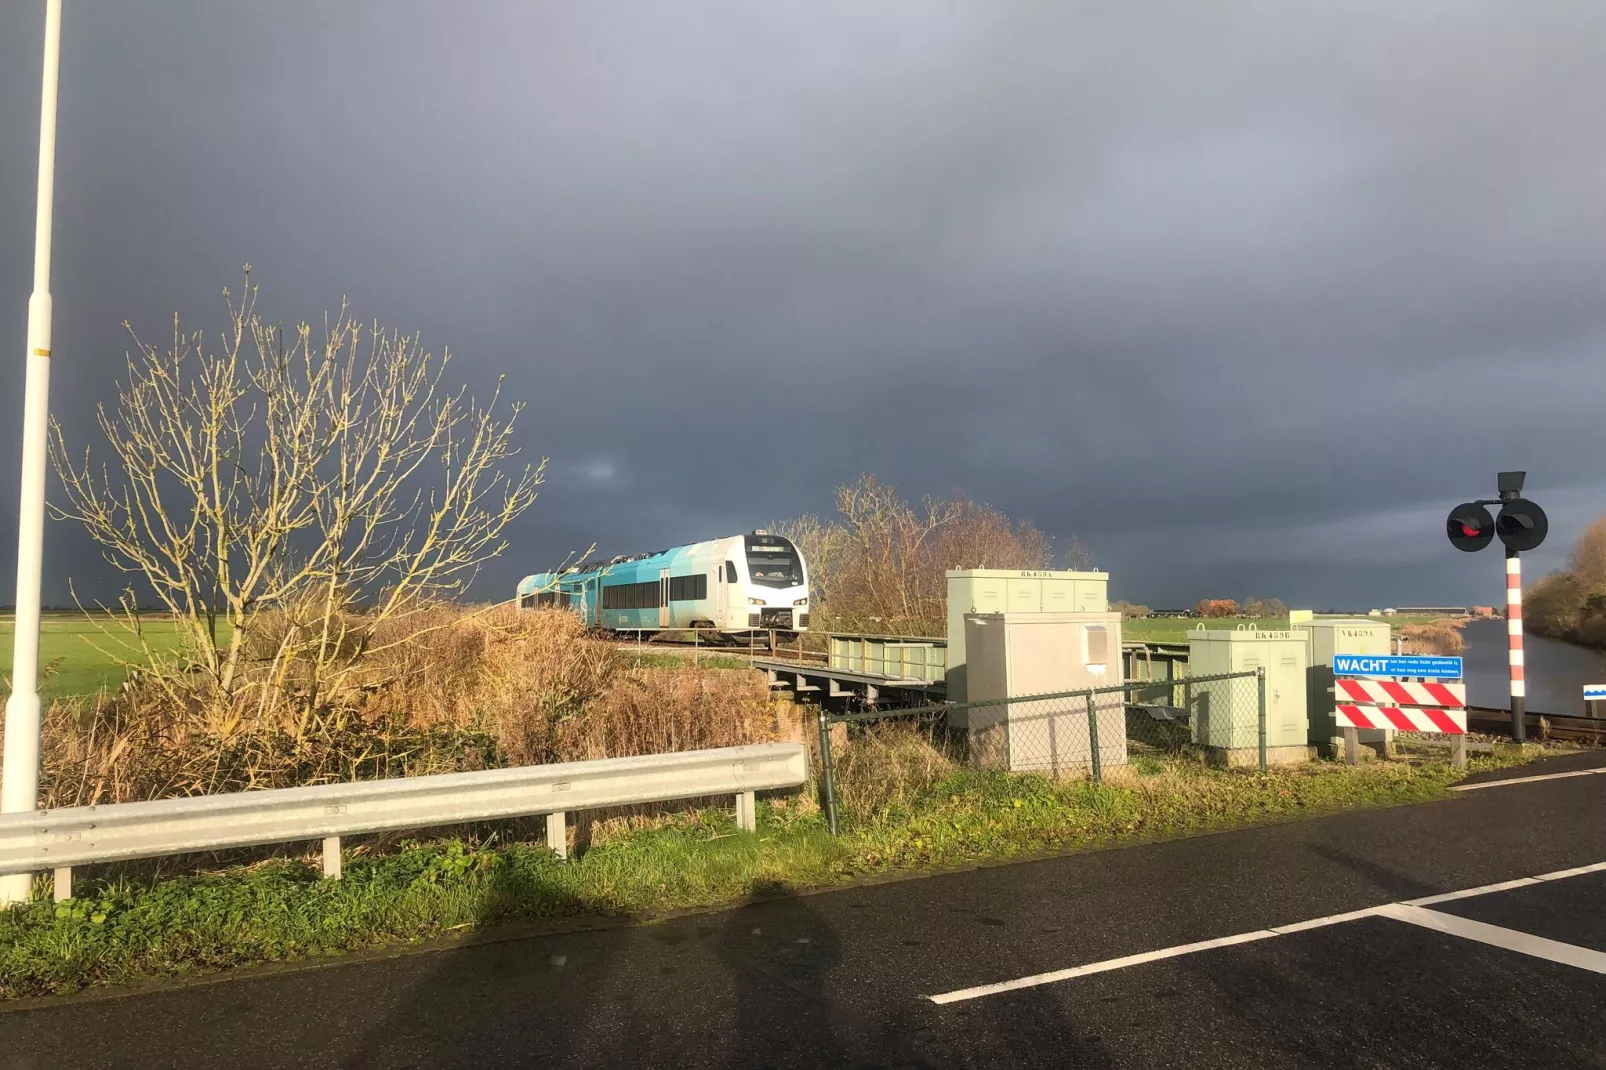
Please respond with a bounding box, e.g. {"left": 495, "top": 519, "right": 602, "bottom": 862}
{"left": 602, "top": 581, "right": 661, "bottom": 610}
{"left": 669, "top": 574, "right": 707, "bottom": 601}
{"left": 745, "top": 543, "right": 803, "bottom": 588}
{"left": 725, "top": 561, "right": 738, "bottom": 584}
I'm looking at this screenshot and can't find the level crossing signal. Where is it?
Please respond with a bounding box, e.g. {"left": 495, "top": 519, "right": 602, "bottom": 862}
{"left": 1445, "top": 499, "right": 1546, "bottom": 554}
{"left": 1444, "top": 472, "right": 1547, "bottom": 745}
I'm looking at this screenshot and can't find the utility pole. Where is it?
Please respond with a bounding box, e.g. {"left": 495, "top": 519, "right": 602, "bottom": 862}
{"left": 2, "top": 0, "right": 63, "bottom": 906}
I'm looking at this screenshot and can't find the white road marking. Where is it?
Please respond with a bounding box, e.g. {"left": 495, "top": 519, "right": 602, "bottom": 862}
{"left": 924, "top": 858, "right": 1606, "bottom": 1005}
{"left": 1269, "top": 906, "right": 1385, "bottom": 934}
{"left": 1450, "top": 768, "right": 1606, "bottom": 792}
{"left": 1406, "top": 877, "right": 1541, "bottom": 906}
{"left": 1533, "top": 860, "right": 1606, "bottom": 882}
{"left": 1375, "top": 903, "right": 1606, "bottom": 974}
{"left": 925, "top": 930, "right": 1279, "bottom": 1005}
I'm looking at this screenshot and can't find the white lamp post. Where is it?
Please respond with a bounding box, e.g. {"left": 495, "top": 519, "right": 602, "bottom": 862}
{"left": 2, "top": 0, "right": 63, "bottom": 906}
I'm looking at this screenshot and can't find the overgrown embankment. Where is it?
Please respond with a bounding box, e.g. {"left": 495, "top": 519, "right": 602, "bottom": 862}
{"left": 36, "top": 607, "right": 790, "bottom": 807}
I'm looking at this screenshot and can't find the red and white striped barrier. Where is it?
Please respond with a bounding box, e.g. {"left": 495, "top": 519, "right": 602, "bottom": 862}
{"left": 1336, "top": 704, "right": 1466, "bottom": 734}
{"left": 1335, "top": 678, "right": 1466, "bottom": 708}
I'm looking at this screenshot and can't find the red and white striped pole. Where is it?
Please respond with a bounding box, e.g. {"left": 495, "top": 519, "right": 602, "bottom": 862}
{"left": 1506, "top": 548, "right": 1525, "bottom": 742}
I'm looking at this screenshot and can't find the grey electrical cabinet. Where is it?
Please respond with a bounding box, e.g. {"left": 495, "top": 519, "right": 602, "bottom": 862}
{"left": 1294, "top": 618, "right": 1393, "bottom": 754}
{"left": 962, "top": 612, "right": 1125, "bottom": 774}
{"left": 946, "top": 569, "right": 1108, "bottom": 702}
{"left": 1185, "top": 626, "right": 1309, "bottom": 765}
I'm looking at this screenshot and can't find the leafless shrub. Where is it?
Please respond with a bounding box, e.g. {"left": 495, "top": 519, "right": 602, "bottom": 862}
{"left": 49, "top": 273, "right": 545, "bottom": 716}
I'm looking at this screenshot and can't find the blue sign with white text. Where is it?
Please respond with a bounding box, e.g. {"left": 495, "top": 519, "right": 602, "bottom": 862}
{"left": 1332, "top": 655, "right": 1463, "bottom": 679}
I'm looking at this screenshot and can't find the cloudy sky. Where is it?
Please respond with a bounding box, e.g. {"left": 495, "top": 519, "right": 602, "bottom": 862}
{"left": 1, "top": 1, "right": 1603, "bottom": 610}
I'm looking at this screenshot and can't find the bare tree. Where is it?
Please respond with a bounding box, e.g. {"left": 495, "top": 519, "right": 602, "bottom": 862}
{"left": 1241, "top": 597, "right": 1288, "bottom": 618}
{"left": 778, "top": 475, "right": 1068, "bottom": 635}
{"left": 1062, "top": 535, "right": 1095, "bottom": 572}
{"left": 50, "top": 275, "right": 545, "bottom": 711}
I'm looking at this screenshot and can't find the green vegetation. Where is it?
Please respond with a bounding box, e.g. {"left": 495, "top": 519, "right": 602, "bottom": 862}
{"left": 621, "top": 651, "right": 753, "bottom": 671}
{"left": 0, "top": 747, "right": 1543, "bottom": 999}
{"left": 1122, "top": 615, "right": 1441, "bottom": 644}
{"left": 0, "top": 613, "right": 214, "bottom": 699}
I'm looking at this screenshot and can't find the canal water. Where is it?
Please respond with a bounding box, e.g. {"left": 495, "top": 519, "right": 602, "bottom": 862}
{"left": 1461, "top": 618, "right": 1606, "bottom": 715}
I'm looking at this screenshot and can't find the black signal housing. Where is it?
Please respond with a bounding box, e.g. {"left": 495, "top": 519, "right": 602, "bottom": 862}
{"left": 1495, "top": 498, "right": 1548, "bottom": 552}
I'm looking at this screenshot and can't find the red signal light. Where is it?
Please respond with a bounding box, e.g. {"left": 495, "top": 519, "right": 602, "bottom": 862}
{"left": 1446, "top": 503, "right": 1496, "bottom": 552}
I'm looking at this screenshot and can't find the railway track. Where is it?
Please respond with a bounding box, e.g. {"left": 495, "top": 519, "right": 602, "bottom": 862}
{"left": 606, "top": 633, "right": 830, "bottom": 664}
{"left": 1465, "top": 705, "right": 1606, "bottom": 744}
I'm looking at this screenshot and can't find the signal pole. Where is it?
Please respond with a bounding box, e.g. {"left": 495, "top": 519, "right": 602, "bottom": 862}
{"left": 1506, "top": 547, "right": 1525, "bottom": 743}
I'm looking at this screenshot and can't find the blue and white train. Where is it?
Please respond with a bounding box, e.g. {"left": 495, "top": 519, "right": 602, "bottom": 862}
{"left": 516, "top": 531, "right": 810, "bottom": 639}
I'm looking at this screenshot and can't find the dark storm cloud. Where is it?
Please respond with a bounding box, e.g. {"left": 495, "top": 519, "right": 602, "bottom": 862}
{"left": 2, "top": 1, "right": 1604, "bottom": 609}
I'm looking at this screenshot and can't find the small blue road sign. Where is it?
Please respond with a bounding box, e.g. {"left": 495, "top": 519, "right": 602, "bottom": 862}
{"left": 1332, "top": 654, "right": 1464, "bottom": 678}
{"left": 1585, "top": 684, "right": 1606, "bottom": 701}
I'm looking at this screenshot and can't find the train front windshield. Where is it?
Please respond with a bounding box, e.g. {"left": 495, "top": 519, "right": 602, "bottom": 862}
{"left": 745, "top": 535, "right": 804, "bottom": 588}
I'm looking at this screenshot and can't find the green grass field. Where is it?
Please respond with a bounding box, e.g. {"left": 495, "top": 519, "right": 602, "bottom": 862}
{"left": 0, "top": 613, "right": 207, "bottom": 699}
{"left": 1122, "top": 614, "right": 1441, "bottom": 644}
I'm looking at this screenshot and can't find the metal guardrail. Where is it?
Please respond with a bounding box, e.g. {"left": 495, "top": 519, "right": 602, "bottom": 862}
{"left": 0, "top": 743, "right": 808, "bottom": 902}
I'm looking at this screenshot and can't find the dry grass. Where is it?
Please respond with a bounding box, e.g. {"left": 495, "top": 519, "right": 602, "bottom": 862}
{"left": 1400, "top": 618, "right": 1466, "bottom": 655}
{"left": 35, "top": 607, "right": 793, "bottom": 808}
{"left": 830, "top": 720, "right": 960, "bottom": 815}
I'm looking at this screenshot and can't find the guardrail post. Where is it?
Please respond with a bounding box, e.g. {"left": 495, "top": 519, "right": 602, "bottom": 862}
{"left": 1343, "top": 726, "right": 1359, "bottom": 766}
{"left": 1451, "top": 732, "right": 1467, "bottom": 770}
{"left": 546, "top": 812, "right": 568, "bottom": 860}
{"left": 1256, "top": 666, "right": 1268, "bottom": 773}
{"left": 322, "top": 836, "right": 342, "bottom": 879}
{"left": 817, "top": 709, "right": 839, "bottom": 836}
{"left": 52, "top": 867, "right": 70, "bottom": 903}
{"left": 736, "top": 791, "right": 756, "bottom": 832}
{"left": 1085, "top": 692, "right": 1102, "bottom": 784}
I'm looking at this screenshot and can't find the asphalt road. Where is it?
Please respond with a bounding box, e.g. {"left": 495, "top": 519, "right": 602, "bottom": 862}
{"left": 5, "top": 752, "right": 1606, "bottom": 1069}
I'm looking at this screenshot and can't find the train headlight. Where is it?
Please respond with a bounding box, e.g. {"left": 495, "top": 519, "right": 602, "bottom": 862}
{"left": 748, "top": 597, "right": 766, "bottom": 605}
{"left": 793, "top": 598, "right": 808, "bottom": 606}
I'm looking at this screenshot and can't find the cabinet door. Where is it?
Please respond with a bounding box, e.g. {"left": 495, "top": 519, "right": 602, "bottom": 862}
{"left": 1007, "top": 578, "right": 1042, "bottom": 613}
{"left": 970, "top": 579, "right": 1007, "bottom": 613}
{"left": 1043, "top": 580, "right": 1073, "bottom": 612}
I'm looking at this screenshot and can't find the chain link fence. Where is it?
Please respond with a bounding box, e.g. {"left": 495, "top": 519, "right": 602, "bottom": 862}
{"left": 814, "top": 670, "right": 1265, "bottom": 834}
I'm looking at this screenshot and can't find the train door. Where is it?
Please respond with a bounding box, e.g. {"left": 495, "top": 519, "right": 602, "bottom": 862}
{"left": 715, "top": 561, "right": 728, "bottom": 625}
{"left": 659, "top": 568, "right": 671, "bottom": 628}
